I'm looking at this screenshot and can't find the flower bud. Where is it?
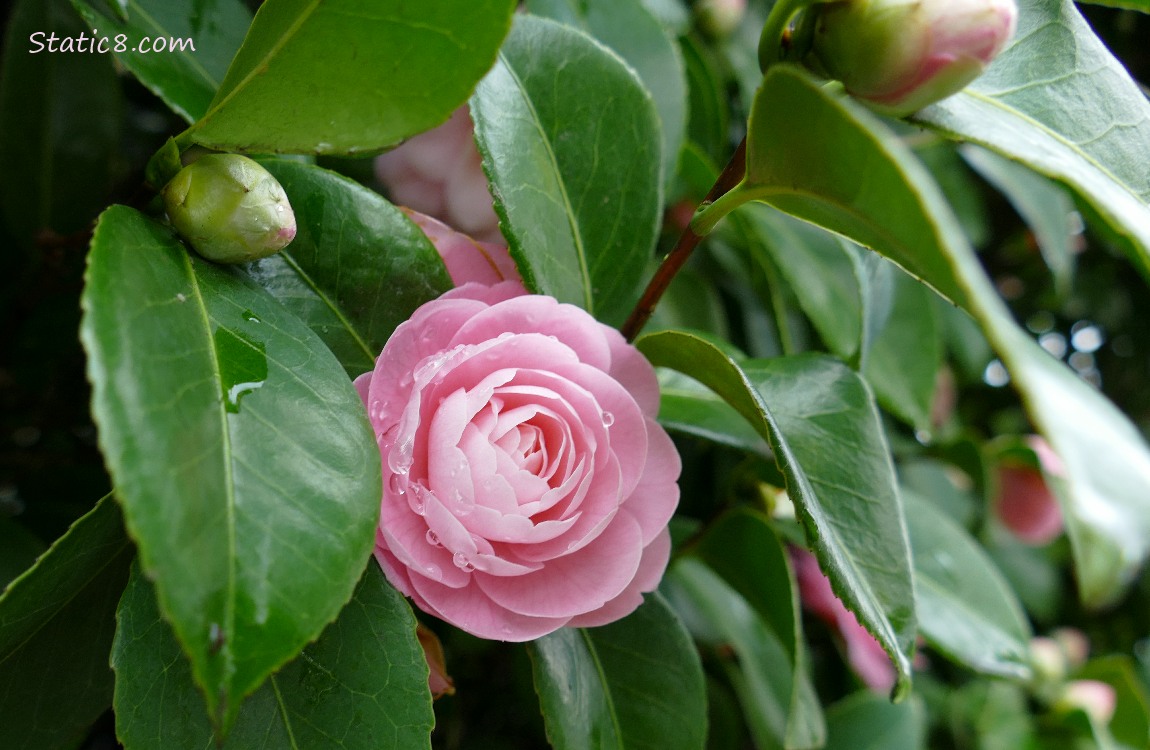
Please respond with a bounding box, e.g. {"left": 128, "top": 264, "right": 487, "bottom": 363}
{"left": 810, "top": 0, "right": 1018, "bottom": 117}
{"left": 695, "top": 0, "right": 747, "bottom": 39}
{"left": 1056, "top": 680, "right": 1117, "bottom": 726}
{"left": 993, "top": 436, "right": 1065, "bottom": 546}
{"left": 163, "top": 154, "right": 297, "bottom": 264}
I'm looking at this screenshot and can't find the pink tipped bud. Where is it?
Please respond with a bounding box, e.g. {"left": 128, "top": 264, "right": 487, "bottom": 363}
{"left": 1057, "top": 680, "right": 1117, "bottom": 726}
{"left": 810, "top": 0, "right": 1018, "bottom": 116}
{"left": 163, "top": 154, "right": 296, "bottom": 264}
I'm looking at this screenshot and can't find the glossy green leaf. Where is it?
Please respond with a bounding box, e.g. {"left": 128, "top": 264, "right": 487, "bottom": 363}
{"left": 680, "top": 34, "right": 730, "bottom": 164}
{"left": 736, "top": 204, "right": 863, "bottom": 361}
{"left": 903, "top": 492, "right": 1032, "bottom": 680}
{"left": 692, "top": 510, "right": 825, "bottom": 750}
{"left": 961, "top": 145, "right": 1079, "bottom": 297}
{"left": 71, "top": 0, "right": 252, "bottom": 124}
{"left": 638, "top": 331, "right": 916, "bottom": 694}
{"left": 524, "top": 0, "right": 687, "bottom": 187}
{"left": 529, "top": 593, "right": 706, "bottom": 750}
{"left": 182, "top": 0, "right": 516, "bottom": 154}
{"left": 80, "top": 206, "right": 381, "bottom": 732}
{"left": 0, "top": 519, "right": 45, "bottom": 591}
{"left": 0, "top": 0, "right": 121, "bottom": 247}
{"left": 0, "top": 495, "right": 133, "bottom": 750}
{"left": 114, "top": 561, "right": 432, "bottom": 750}
{"left": 665, "top": 558, "right": 800, "bottom": 750}
{"left": 823, "top": 692, "right": 926, "bottom": 750}
{"left": 242, "top": 160, "right": 453, "bottom": 376}
{"left": 915, "top": 0, "right": 1150, "bottom": 282}
{"left": 470, "top": 15, "right": 662, "bottom": 326}
{"left": 738, "top": 63, "right": 1150, "bottom": 608}
{"left": 863, "top": 268, "right": 941, "bottom": 434}
{"left": 656, "top": 369, "right": 770, "bottom": 456}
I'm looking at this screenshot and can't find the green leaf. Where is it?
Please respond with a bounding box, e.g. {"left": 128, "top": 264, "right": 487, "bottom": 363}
{"left": 0, "top": 0, "right": 122, "bottom": 247}
{"left": 524, "top": 0, "right": 688, "bottom": 187}
{"left": 0, "top": 495, "right": 133, "bottom": 750}
{"left": 183, "top": 0, "right": 516, "bottom": 154}
{"left": 470, "top": 15, "right": 663, "bottom": 326}
{"left": 665, "top": 558, "right": 801, "bottom": 750}
{"left": 242, "top": 160, "right": 453, "bottom": 376}
{"left": 80, "top": 206, "right": 381, "bottom": 732}
{"left": 691, "top": 510, "right": 825, "bottom": 750}
{"left": 903, "top": 492, "right": 1032, "bottom": 680}
{"left": 656, "top": 369, "right": 770, "bottom": 456}
{"left": 914, "top": 0, "right": 1150, "bottom": 283}
{"left": 114, "top": 562, "right": 433, "bottom": 749}
{"left": 529, "top": 593, "right": 707, "bottom": 750}
{"left": 680, "top": 34, "right": 730, "bottom": 165}
{"left": 736, "top": 204, "right": 863, "bottom": 361}
{"left": 1076, "top": 0, "right": 1150, "bottom": 9}
{"left": 637, "top": 331, "right": 916, "bottom": 695}
{"left": 0, "top": 519, "right": 45, "bottom": 591}
{"left": 863, "top": 268, "right": 941, "bottom": 434}
{"left": 71, "top": 0, "right": 252, "bottom": 124}
{"left": 961, "top": 145, "right": 1079, "bottom": 298}
{"left": 738, "top": 63, "right": 1150, "bottom": 608}
{"left": 1077, "top": 655, "right": 1150, "bottom": 750}
{"left": 823, "top": 692, "right": 926, "bottom": 750}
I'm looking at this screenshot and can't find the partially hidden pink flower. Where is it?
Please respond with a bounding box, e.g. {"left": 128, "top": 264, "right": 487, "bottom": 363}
{"left": 355, "top": 282, "right": 680, "bottom": 641}
{"left": 403, "top": 208, "right": 523, "bottom": 292}
{"left": 792, "top": 547, "right": 896, "bottom": 692}
{"left": 994, "top": 436, "right": 1065, "bottom": 546}
{"left": 376, "top": 106, "right": 502, "bottom": 244}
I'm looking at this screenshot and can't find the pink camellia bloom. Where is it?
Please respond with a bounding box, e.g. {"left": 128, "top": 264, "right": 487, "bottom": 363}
{"left": 355, "top": 282, "right": 680, "bottom": 641}
{"left": 994, "top": 436, "right": 1065, "bottom": 545}
{"left": 791, "top": 547, "right": 896, "bottom": 692}
{"left": 376, "top": 106, "right": 502, "bottom": 244}
{"left": 403, "top": 208, "right": 523, "bottom": 292}
{"left": 810, "top": 0, "right": 1018, "bottom": 117}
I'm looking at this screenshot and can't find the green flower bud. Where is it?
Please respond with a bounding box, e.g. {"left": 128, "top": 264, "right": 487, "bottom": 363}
{"left": 696, "top": 0, "right": 747, "bottom": 39}
{"left": 162, "top": 154, "right": 296, "bottom": 264}
{"left": 809, "top": 0, "right": 1018, "bottom": 117}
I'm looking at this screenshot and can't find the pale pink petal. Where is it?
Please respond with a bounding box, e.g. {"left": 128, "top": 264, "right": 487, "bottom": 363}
{"left": 568, "top": 527, "right": 671, "bottom": 628}
{"left": 410, "top": 573, "right": 570, "bottom": 642}
{"left": 477, "top": 511, "right": 644, "bottom": 618}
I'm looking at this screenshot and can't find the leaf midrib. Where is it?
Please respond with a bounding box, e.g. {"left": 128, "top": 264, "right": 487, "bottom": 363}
{"left": 579, "top": 628, "right": 626, "bottom": 747}
{"left": 127, "top": 0, "right": 219, "bottom": 88}
{"left": 961, "top": 89, "right": 1150, "bottom": 204}
{"left": 187, "top": 0, "right": 321, "bottom": 139}
{"left": 183, "top": 252, "right": 239, "bottom": 716}
{"left": 499, "top": 51, "right": 594, "bottom": 312}
{"left": 0, "top": 496, "right": 128, "bottom": 666}
{"left": 279, "top": 252, "right": 374, "bottom": 366}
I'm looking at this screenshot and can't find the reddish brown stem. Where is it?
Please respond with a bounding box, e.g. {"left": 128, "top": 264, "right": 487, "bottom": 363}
{"left": 621, "top": 137, "right": 748, "bottom": 342}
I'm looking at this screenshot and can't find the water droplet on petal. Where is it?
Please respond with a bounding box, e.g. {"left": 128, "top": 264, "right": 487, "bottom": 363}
{"left": 425, "top": 529, "right": 441, "bottom": 547}
{"left": 388, "top": 437, "right": 414, "bottom": 475}
{"left": 388, "top": 473, "right": 407, "bottom": 496}
{"left": 452, "top": 552, "right": 475, "bottom": 572}
{"left": 423, "top": 564, "right": 442, "bottom": 581}
{"left": 408, "top": 485, "right": 427, "bottom": 515}
{"left": 601, "top": 410, "right": 615, "bottom": 427}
